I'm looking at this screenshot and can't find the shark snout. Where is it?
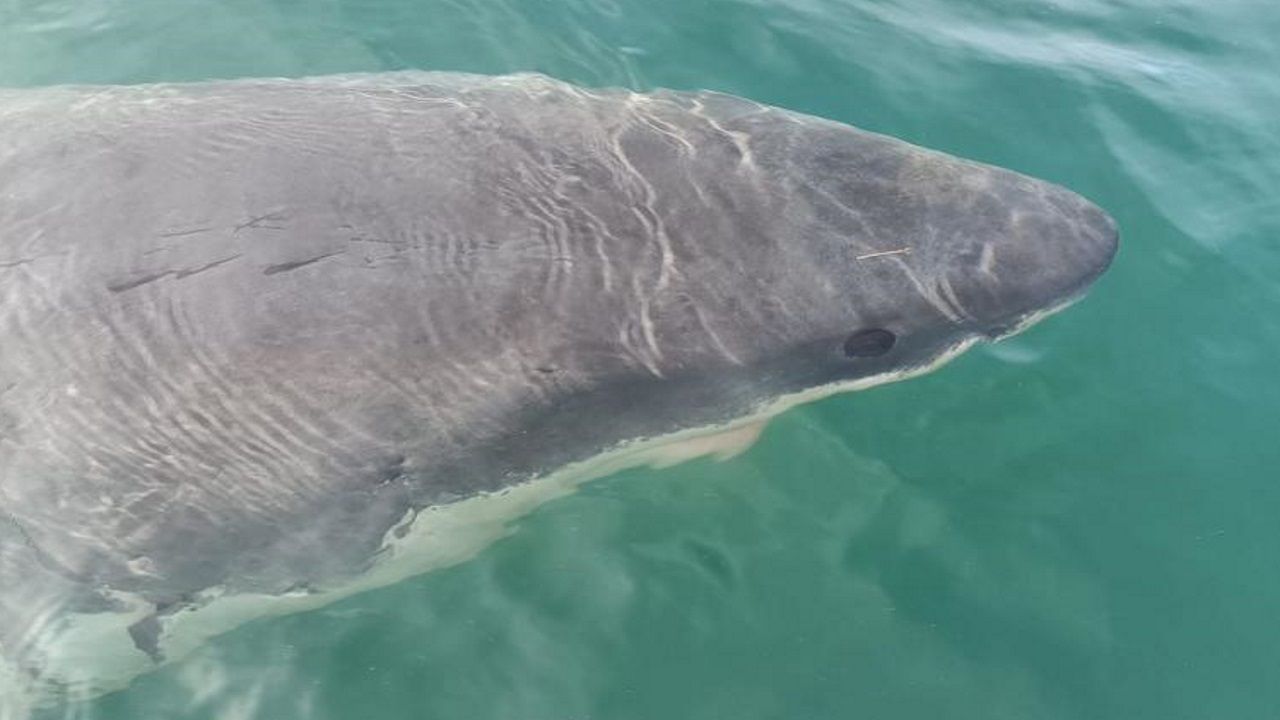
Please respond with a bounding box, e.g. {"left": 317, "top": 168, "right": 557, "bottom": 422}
{"left": 950, "top": 176, "right": 1119, "bottom": 336}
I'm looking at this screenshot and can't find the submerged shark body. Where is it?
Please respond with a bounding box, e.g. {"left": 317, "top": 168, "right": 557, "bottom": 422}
{"left": 0, "top": 72, "right": 1117, "bottom": 704}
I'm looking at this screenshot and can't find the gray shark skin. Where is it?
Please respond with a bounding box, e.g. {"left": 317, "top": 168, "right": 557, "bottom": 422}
{"left": 0, "top": 72, "right": 1117, "bottom": 702}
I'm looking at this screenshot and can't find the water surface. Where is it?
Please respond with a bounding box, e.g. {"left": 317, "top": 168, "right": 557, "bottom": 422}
{"left": 2, "top": 0, "right": 1278, "bottom": 718}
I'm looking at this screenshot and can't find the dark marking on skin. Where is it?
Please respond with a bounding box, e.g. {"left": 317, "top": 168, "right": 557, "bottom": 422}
{"left": 106, "top": 255, "right": 243, "bottom": 293}
{"left": 1, "top": 512, "right": 38, "bottom": 553}
{"left": 0, "top": 398, "right": 17, "bottom": 440}
{"left": 174, "top": 254, "right": 243, "bottom": 280}
{"left": 107, "top": 271, "right": 173, "bottom": 294}
{"left": 372, "top": 454, "right": 408, "bottom": 486}
{"left": 0, "top": 251, "right": 67, "bottom": 268}
{"left": 281, "top": 581, "right": 317, "bottom": 595}
{"left": 158, "top": 227, "right": 214, "bottom": 238}
{"left": 234, "top": 212, "right": 288, "bottom": 234}
{"left": 186, "top": 409, "right": 216, "bottom": 431}
{"left": 352, "top": 256, "right": 411, "bottom": 270}
{"left": 263, "top": 251, "right": 344, "bottom": 276}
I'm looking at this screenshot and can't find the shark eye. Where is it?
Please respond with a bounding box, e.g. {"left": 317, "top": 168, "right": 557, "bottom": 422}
{"left": 843, "top": 328, "right": 896, "bottom": 358}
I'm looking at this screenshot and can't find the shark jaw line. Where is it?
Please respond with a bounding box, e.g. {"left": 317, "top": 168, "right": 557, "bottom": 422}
{"left": 986, "top": 290, "right": 1089, "bottom": 343}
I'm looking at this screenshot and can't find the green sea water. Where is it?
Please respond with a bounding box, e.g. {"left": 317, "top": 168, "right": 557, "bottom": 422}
{"left": 3, "top": 0, "right": 1278, "bottom": 718}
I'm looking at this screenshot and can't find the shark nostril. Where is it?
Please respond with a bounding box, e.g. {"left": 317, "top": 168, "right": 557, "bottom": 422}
{"left": 843, "top": 328, "right": 896, "bottom": 358}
